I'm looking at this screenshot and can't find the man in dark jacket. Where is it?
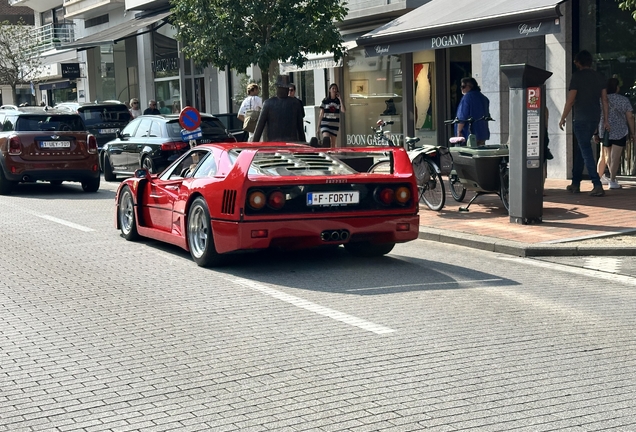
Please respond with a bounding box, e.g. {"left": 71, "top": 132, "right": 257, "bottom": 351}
{"left": 143, "top": 100, "right": 161, "bottom": 115}
{"left": 252, "top": 76, "right": 306, "bottom": 142}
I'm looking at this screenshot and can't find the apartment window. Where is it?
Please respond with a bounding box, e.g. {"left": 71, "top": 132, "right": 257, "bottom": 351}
{"left": 85, "top": 14, "right": 109, "bottom": 29}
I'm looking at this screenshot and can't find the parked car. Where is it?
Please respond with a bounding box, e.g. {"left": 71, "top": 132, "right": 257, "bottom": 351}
{"left": 101, "top": 114, "right": 236, "bottom": 181}
{"left": 55, "top": 101, "right": 132, "bottom": 153}
{"left": 0, "top": 107, "right": 100, "bottom": 195}
{"left": 212, "top": 113, "right": 248, "bottom": 142}
{"left": 115, "top": 142, "right": 419, "bottom": 266}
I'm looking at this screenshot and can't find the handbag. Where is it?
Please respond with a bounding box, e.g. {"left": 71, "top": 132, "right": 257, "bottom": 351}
{"left": 602, "top": 129, "right": 610, "bottom": 147}
{"left": 242, "top": 97, "right": 260, "bottom": 133}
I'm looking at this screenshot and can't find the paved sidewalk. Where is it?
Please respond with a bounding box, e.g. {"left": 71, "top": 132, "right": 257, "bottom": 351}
{"left": 418, "top": 178, "right": 636, "bottom": 256}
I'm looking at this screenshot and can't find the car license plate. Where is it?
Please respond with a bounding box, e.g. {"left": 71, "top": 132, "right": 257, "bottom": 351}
{"left": 99, "top": 128, "right": 118, "bottom": 134}
{"left": 307, "top": 191, "right": 359, "bottom": 206}
{"left": 40, "top": 141, "right": 71, "bottom": 148}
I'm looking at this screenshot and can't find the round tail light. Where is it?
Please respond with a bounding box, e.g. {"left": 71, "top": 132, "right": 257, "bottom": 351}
{"left": 268, "top": 190, "right": 285, "bottom": 210}
{"left": 377, "top": 187, "right": 394, "bottom": 205}
{"left": 395, "top": 186, "right": 411, "bottom": 204}
{"left": 248, "top": 191, "right": 266, "bottom": 210}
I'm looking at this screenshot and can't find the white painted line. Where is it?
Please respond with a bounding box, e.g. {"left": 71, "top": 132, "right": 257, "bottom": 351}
{"left": 226, "top": 277, "right": 396, "bottom": 335}
{"left": 346, "top": 278, "right": 504, "bottom": 292}
{"left": 499, "top": 255, "right": 636, "bottom": 287}
{"left": 29, "top": 212, "right": 94, "bottom": 232}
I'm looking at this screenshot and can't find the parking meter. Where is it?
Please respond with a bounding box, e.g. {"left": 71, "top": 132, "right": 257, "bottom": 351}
{"left": 501, "top": 64, "right": 552, "bottom": 225}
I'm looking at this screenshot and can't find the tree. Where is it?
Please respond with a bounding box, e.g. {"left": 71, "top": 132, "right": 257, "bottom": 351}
{"left": 0, "top": 20, "right": 42, "bottom": 103}
{"left": 170, "top": 0, "right": 348, "bottom": 99}
{"left": 618, "top": 0, "right": 636, "bottom": 19}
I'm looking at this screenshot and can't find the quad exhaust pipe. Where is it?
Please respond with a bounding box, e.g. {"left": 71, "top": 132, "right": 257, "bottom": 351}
{"left": 321, "top": 229, "right": 350, "bottom": 242}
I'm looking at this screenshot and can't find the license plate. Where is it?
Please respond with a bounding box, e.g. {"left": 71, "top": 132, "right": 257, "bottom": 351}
{"left": 99, "top": 128, "right": 118, "bottom": 134}
{"left": 40, "top": 141, "right": 71, "bottom": 148}
{"left": 307, "top": 191, "right": 359, "bottom": 206}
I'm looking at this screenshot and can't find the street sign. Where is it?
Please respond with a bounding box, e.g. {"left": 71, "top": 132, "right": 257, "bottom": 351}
{"left": 181, "top": 127, "right": 203, "bottom": 142}
{"left": 179, "top": 106, "right": 201, "bottom": 131}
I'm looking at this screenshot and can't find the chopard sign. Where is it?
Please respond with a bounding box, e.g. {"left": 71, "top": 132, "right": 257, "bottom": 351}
{"left": 374, "top": 45, "right": 390, "bottom": 55}
{"left": 519, "top": 23, "right": 542, "bottom": 36}
{"left": 431, "top": 34, "right": 465, "bottom": 49}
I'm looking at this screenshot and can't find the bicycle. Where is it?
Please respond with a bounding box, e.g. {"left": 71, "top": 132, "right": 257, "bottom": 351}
{"left": 367, "top": 119, "right": 446, "bottom": 211}
{"left": 444, "top": 116, "right": 510, "bottom": 212}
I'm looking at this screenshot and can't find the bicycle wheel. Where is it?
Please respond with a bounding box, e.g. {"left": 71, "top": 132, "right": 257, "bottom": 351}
{"left": 368, "top": 160, "right": 392, "bottom": 174}
{"left": 448, "top": 170, "right": 466, "bottom": 202}
{"left": 415, "top": 157, "right": 445, "bottom": 211}
{"left": 500, "top": 163, "right": 510, "bottom": 212}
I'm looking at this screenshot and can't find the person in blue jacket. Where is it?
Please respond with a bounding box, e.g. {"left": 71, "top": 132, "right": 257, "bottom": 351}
{"left": 455, "top": 77, "right": 490, "bottom": 146}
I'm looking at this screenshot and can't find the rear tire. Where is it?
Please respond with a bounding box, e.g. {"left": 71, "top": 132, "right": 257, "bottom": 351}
{"left": 187, "top": 197, "right": 224, "bottom": 267}
{"left": 102, "top": 155, "right": 116, "bottom": 181}
{"left": 500, "top": 164, "right": 510, "bottom": 212}
{"left": 416, "top": 158, "right": 445, "bottom": 211}
{"left": 142, "top": 156, "right": 156, "bottom": 174}
{"left": 0, "top": 167, "right": 14, "bottom": 195}
{"left": 118, "top": 186, "right": 139, "bottom": 241}
{"left": 345, "top": 241, "right": 395, "bottom": 257}
{"left": 81, "top": 176, "right": 100, "bottom": 192}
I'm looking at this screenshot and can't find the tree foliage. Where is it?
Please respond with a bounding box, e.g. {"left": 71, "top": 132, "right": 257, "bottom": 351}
{"left": 0, "top": 20, "right": 42, "bottom": 101}
{"left": 170, "top": 0, "right": 348, "bottom": 99}
{"left": 618, "top": 0, "right": 636, "bottom": 19}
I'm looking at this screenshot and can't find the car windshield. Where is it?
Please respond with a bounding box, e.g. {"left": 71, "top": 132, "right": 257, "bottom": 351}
{"left": 78, "top": 106, "right": 131, "bottom": 126}
{"left": 167, "top": 118, "right": 228, "bottom": 138}
{"left": 15, "top": 115, "right": 86, "bottom": 132}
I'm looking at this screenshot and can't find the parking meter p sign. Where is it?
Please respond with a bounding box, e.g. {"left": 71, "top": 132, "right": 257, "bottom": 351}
{"left": 179, "top": 106, "right": 201, "bottom": 131}
{"left": 527, "top": 87, "right": 540, "bottom": 109}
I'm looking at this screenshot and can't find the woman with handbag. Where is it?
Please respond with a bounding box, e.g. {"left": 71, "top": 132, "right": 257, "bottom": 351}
{"left": 238, "top": 83, "right": 262, "bottom": 141}
{"left": 595, "top": 78, "right": 635, "bottom": 189}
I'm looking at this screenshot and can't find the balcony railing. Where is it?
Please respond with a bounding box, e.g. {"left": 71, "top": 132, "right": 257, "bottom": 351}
{"left": 27, "top": 22, "right": 76, "bottom": 56}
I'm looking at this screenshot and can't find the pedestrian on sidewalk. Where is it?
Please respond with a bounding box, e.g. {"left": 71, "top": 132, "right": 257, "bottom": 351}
{"left": 252, "top": 75, "right": 305, "bottom": 143}
{"left": 594, "top": 77, "right": 635, "bottom": 190}
{"left": 559, "top": 50, "right": 610, "bottom": 197}
{"left": 455, "top": 77, "right": 490, "bottom": 146}
{"left": 317, "top": 83, "right": 345, "bottom": 148}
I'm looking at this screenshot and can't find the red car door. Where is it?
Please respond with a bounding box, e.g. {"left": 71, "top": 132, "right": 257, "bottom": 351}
{"left": 147, "top": 179, "right": 182, "bottom": 232}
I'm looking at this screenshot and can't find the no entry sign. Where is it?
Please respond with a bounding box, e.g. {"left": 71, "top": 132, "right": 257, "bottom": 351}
{"left": 179, "top": 106, "right": 201, "bottom": 131}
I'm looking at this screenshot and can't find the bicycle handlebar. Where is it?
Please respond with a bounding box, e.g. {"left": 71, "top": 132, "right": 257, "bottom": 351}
{"left": 444, "top": 116, "right": 495, "bottom": 125}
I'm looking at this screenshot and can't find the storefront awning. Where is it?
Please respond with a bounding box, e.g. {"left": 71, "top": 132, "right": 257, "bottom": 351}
{"left": 60, "top": 11, "right": 172, "bottom": 51}
{"left": 358, "top": 0, "right": 566, "bottom": 57}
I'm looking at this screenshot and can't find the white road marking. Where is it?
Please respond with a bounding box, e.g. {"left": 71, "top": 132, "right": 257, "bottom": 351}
{"left": 226, "top": 276, "right": 396, "bottom": 335}
{"left": 500, "top": 255, "right": 636, "bottom": 287}
{"left": 583, "top": 257, "right": 622, "bottom": 274}
{"left": 28, "top": 212, "right": 94, "bottom": 232}
{"left": 346, "top": 278, "right": 504, "bottom": 292}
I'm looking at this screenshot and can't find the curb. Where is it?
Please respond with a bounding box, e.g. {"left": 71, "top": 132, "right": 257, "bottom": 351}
{"left": 418, "top": 228, "right": 636, "bottom": 257}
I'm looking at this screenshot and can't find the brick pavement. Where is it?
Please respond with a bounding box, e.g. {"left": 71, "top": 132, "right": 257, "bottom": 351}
{"left": 420, "top": 178, "right": 636, "bottom": 245}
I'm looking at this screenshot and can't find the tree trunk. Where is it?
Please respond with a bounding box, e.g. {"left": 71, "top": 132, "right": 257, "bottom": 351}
{"left": 261, "top": 68, "right": 270, "bottom": 100}
{"left": 11, "top": 84, "right": 16, "bottom": 106}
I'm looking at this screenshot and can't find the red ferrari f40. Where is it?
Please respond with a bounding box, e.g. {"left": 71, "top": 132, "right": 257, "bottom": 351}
{"left": 115, "top": 142, "right": 419, "bottom": 266}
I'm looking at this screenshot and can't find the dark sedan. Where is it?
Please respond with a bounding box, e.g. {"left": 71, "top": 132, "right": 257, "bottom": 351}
{"left": 101, "top": 114, "right": 236, "bottom": 181}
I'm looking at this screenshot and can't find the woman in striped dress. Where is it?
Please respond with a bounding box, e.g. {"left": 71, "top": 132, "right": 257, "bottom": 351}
{"left": 317, "top": 83, "right": 346, "bottom": 148}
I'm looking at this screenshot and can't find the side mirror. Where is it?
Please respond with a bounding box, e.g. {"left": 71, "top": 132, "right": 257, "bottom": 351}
{"left": 134, "top": 168, "right": 151, "bottom": 180}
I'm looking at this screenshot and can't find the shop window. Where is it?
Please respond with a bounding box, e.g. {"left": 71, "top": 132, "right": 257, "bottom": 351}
{"left": 155, "top": 80, "right": 181, "bottom": 113}
{"left": 344, "top": 49, "right": 403, "bottom": 147}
